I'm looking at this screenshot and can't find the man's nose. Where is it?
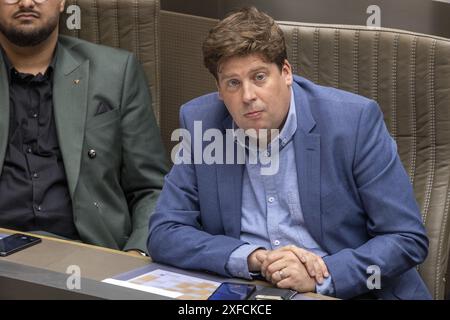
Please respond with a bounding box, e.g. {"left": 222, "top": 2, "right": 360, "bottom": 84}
{"left": 242, "top": 82, "right": 257, "bottom": 103}
{"left": 18, "top": 0, "right": 36, "bottom": 9}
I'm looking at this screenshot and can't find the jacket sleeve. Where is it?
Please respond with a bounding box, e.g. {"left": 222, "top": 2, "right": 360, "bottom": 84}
{"left": 119, "top": 53, "right": 168, "bottom": 253}
{"left": 323, "top": 100, "right": 429, "bottom": 299}
{"left": 147, "top": 106, "right": 246, "bottom": 276}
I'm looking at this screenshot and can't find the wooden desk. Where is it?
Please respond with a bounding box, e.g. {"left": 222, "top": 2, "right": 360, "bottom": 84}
{"left": 0, "top": 228, "right": 335, "bottom": 300}
{"left": 0, "top": 228, "right": 149, "bottom": 281}
{"left": 0, "top": 228, "right": 167, "bottom": 299}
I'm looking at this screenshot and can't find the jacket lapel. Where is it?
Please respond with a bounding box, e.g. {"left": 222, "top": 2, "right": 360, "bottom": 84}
{"left": 53, "top": 44, "right": 89, "bottom": 198}
{"left": 292, "top": 79, "right": 323, "bottom": 245}
{"left": 0, "top": 54, "right": 9, "bottom": 172}
{"left": 217, "top": 114, "right": 244, "bottom": 238}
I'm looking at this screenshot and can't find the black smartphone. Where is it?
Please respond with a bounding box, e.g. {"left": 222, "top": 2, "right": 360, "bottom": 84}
{"left": 0, "top": 233, "right": 42, "bottom": 257}
{"left": 254, "top": 287, "right": 297, "bottom": 300}
{"left": 208, "top": 282, "right": 256, "bottom": 300}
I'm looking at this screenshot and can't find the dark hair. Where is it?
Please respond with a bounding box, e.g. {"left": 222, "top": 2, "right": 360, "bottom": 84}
{"left": 202, "top": 7, "right": 287, "bottom": 79}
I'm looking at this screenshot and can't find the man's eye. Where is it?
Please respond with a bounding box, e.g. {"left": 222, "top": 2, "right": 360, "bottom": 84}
{"left": 255, "top": 73, "right": 266, "bottom": 81}
{"left": 228, "top": 79, "right": 240, "bottom": 87}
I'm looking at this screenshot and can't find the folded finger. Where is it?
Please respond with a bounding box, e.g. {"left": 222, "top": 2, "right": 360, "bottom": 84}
{"left": 317, "top": 258, "right": 329, "bottom": 278}
{"left": 287, "top": 247, "right": 307, "bottom": 263}
{"left": 301, "top": 254, "right": 316, "bottom": 277}
{"left": 270, "top": 270, "right": 286, "bottom": 285}
{"left": 276, "top": 277, "right": 293, "bottom": 289}
{"left": 266, "top": 260, "right": 289, "bottom": 277}
{"left": 313, "top": 261, "right": 324, "bottom": 284}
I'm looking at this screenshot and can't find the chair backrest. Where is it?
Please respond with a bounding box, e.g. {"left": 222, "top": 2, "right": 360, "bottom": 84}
{"left": 278, "top": 22, "right": 450, "bottom": 300}
{"left": 159, "top": 11, "right": 450, "bottom": 299}
{"left": 160, "top": 11, "right": 217, "bottom": 151}
{"left": 59, "top": 0, "right": 161, "bottom": 124}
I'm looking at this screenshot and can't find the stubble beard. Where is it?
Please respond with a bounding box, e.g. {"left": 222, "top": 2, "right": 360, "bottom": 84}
{"left": 0, "top": 15, "right": 59, "bottom": 47}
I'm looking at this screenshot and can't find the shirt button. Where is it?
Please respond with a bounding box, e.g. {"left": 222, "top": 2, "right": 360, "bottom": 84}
{"left": 88, "top": 149, "right": 96, "bottom": 159}
{"left": 268, "top": 196, "right": 275, "bottom": 203}
{"left": 36, "top": 205, "right": 42, "bottom": 212}
{"left": 32, "top": 172, "right": 39, "bottom": 179}
{"left": 31, "top": 113, "right": 38, "bottom": 118}
{"left": 274, "top": 240, "right": 280, "bottom": 246}
{"left": 26, "top": 147, "right": 32, "bottom": 153}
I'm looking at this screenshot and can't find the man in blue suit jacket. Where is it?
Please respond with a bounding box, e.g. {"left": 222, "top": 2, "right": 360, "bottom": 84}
{"left": 149, "top": 7, "right": 430, "bottom": 299}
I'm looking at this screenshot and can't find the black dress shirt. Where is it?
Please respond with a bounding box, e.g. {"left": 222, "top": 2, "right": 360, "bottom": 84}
{"left": 0, "top": 48, "right": 79, "bottom": 240}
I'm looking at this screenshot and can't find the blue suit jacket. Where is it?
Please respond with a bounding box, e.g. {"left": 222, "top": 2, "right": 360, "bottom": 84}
{"left": 149, "top": 76, "right": 431, "bottom": 299}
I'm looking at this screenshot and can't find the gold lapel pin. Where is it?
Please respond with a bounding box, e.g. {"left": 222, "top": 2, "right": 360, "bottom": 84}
{"left": 74, "top": 79, "right": 80, "bottom": 84}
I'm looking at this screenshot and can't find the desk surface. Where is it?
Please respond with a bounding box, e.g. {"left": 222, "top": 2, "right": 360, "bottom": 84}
{"left": 0, "top": 228, "right": 335, "bottom": 300}
{"left": 0, "top": 228, "right": 149, "bottom": 281}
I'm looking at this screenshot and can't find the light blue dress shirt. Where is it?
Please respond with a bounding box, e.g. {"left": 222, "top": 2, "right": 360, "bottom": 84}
{"left": 226, "top": 88, "right": 334, "bottom": 296}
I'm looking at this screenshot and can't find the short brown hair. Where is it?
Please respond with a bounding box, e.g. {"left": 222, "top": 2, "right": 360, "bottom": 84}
{"left": 202, "top": 7, "right": 287, "bottom": 80}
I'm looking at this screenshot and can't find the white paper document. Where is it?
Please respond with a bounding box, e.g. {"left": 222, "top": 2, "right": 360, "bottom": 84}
{"left": 103, "top": 269, "right": 220, "bottom": 300}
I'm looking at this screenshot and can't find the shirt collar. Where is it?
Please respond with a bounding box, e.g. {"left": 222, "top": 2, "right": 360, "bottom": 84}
{"left": 0, "top": 44, "right": 58, "bottom": 82}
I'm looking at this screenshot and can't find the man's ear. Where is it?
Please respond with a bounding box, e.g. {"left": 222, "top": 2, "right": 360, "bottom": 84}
{"left": 282, "top": 60, "right": 293, "bottom": 86}
{"left": 60, "top": 0, "right": 66, "bottom": 13}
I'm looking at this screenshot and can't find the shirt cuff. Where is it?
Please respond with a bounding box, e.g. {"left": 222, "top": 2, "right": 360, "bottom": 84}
{"left": 315, "top": 274, "right": 335, "bottom": 297}
{"left": 226, "top": 244, "right": 264, "bottom": 279}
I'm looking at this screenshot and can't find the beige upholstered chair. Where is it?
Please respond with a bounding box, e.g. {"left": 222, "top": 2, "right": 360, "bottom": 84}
{"left": 160, "top": 11, "right": 450, "bottom": 299}
{"left": 59, "top": 0, "right": 161, "bottom": 124}
{"left": 159, "top": 11, "right": 217, "bottom": 151}
{"left": 278, "top": 22, "right": 450, "bottom": 300}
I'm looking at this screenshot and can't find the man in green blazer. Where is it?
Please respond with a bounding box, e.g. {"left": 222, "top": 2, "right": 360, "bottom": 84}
{"left": 0, "top": 0, "right": 168, "bottom": 254}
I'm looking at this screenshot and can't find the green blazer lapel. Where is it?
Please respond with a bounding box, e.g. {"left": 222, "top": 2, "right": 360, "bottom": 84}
{"left": 0, "top": 54, "right": 9, "bottom": 172}
{"left": 53, "top": 44, "right": 89, "bottom": 198}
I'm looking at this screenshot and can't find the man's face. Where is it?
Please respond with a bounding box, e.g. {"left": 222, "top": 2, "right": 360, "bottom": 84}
{"left": 0, "top": 0, "right": 65, "bottom": 47}
{"left": 217, "top": 54, "right": 293, "bottom": 134}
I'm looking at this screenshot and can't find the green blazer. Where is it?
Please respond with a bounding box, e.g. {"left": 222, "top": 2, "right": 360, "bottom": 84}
{"left": 0, "top": 36, "right": 168, "bottom": 253}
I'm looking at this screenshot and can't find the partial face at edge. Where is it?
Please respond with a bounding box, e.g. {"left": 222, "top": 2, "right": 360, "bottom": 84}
{"left": 0, "top": 0, "right": 66, "bottom": 47}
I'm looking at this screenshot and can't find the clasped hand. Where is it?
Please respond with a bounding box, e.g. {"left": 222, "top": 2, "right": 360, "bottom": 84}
{"left": 247, "top": 245, "right": 329, "bottom": 293}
